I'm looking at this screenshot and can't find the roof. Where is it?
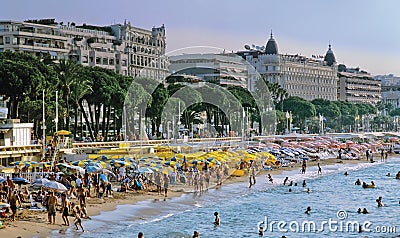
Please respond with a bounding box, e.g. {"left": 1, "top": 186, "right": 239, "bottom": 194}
{"left": 324, "top": 44, "right": 336, "bottom": 66}
{"left": 265, "top": 33, "right": 278, "bottom": 55}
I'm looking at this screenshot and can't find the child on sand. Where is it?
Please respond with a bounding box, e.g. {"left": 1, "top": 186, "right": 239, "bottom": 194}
{"left": 74, "top": 211, "right": 84, "bottom": 232}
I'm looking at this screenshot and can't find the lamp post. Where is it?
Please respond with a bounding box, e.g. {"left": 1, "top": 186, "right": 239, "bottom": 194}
{"left": 42, "top": 90, "right": 46, "bottom": 160}
{"left": 55, "top": 90, "right": 58, "bottom": 133}
{"left": 286, "top": 111, "right": 289, "bottom": 134}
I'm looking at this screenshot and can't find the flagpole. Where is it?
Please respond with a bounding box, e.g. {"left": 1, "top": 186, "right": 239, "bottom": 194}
{"left": 42, "top": 90, "right": 46, "bottom": 161}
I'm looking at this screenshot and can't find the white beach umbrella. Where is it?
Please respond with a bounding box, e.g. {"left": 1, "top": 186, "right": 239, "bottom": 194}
{"left": 43, "top": 181, "right": 68, "bottom": 192}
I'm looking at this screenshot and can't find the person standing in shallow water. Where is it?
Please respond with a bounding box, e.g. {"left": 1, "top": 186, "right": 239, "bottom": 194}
{"left": 317, "top": 163, "right": 322, "bottom": 174}
{"left": 214, "top": 211, "right": 220, "bottom": 225}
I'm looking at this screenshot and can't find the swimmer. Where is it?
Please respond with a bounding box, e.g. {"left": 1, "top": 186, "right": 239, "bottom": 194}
{"left": 355, "top": 179, "right": 361, "bottom": 185}
{"left": 214, "top": 212, "right": 220, "bottom": 225}
{"left": 138, "top": 232, "right": 144, "bottom": 238}
{"left": 258, "top": 226, "right": 264, "bottom": 236}
{"left": 288, "top": 181, "right": 293, "bottom": 186}
{"left": 362, "top": 208, "right": 369, "bottom": 214}
{"left": 371, "top": 181, "right": 375, "bottom": 186}
{"left": 283, "top": 177, "right": 289, "bottom": 186}
{"left": 344, "top": 171, "right": 348, "bottom": 176}
{"left": 302, "top": 180, "right": 306, "bottom": 187}
{"left": 294, "top": 183, "right": 298, "bottom": 186}
{"left": 376, "top": 196, "right": 384, "bottom": 207}
{"left": 193, "top": 230, "right": 200, "bottom": 238}
{"left": 357, "top": 208, "right": 362, "bottom": 214}
{"left": 306, "top": 188, "right": 311, "bottom": 193}
{"left": 289, "top": 188, "right": 293, "bottom": 192}
{"left": 305, "top": 206, "right": 311, "bottom": 215}
{"left": 386, "top": 173, "right": 391, "bottom": 177}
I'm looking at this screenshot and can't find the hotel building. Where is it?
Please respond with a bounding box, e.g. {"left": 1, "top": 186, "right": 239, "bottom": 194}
{"left": 236, "top": 33, "right": 338, "bottom": 101}
{"left": 337, "top": 67, "right": 381, "bottom": 104}
{"left": 0, "top": 19, "right": 168, "bottom": 81}
{"left": 376, "top": 74, "right": 400, "bottom": 108}
{"left": 168, "top": 53, "right": 258, "bottom": 90}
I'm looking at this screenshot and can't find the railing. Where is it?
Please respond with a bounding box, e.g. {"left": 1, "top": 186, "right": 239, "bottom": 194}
{"left": 72, "top": 137, "right": 243, "bottom": 148}
{"left": 0, "top": 172, "right": 52, "bottom": 182}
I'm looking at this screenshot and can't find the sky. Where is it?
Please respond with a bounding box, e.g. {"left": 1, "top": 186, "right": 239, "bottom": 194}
{"left": 2, "top": 0, "right": 400, "bottom": 76}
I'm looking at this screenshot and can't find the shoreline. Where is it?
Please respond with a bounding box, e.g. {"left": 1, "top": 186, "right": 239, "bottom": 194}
{"left": 0, "top": 154, "right": 382, "bottom": 238}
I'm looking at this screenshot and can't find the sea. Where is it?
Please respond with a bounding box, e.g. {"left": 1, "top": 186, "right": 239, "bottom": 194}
{"left": 51, "top": 158, "right": 400, "bottom": 238}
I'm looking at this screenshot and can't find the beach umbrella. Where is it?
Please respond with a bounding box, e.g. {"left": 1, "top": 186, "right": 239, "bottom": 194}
{"left": 0, "top": 202, "right": 10, "bottom": 209}
{"left": 171, "top": 157, "right": 177, "bottom": 161}
{"left": 12, "top": 177, "right": 30, "bottom": 185}
{"left": 42, "top": 181, "right": 67, "bottom": 192}
{"left": 85, "top": 166, "right": 102, "bottom": 173}
{"left": 162, "top": 167, "right": 174, "bottom": 175}
{"left": 31, "top": 178, "right": 51, "bottom": 188}
{"left": 100, "top": 174, "right": 108, "bottom": 182}
{"left": 137, "top": 167, "right": 155, "bottom": 174}
{"left": 71, "top": 161, "right": 87, "bottom": 167}
{"left": 55, "top": 130, "right": 71, "bottom": 136}
{"left": 11, "top": 161, "right": 30, "bottom": 166}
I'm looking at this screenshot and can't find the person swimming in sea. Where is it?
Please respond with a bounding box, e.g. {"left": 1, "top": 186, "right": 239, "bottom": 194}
{"left": 288, "top": 181, "right": 293, "bottom": 186}
{"left": 357, "top": 208, "right": 362, "bottom": 214}
{"left": 289, "top": 188, "right": 293, "bottom": 192}
{"left": 214, "top": 212, "right": 220, "bottom": 225}
{"left": 306, "top": 188, "right": 311, "bottom": 193}
{"left": 192, "top": 230, "right": 200, "bottom": 238}
{"left": 305, "top": 206, "right": 311, "bottom": 215}
{"left": 376, "top": 196, "right": 384, "bottom": 207}
{"left": 355, "top": 179, "right": 361, "bottom": 185}
{"left": 386, "top": 173, "right": 391, "bottom": 177}
{"left": 362, "top": 208, "right": 369, "bottom": 214}
{"left": 344, "top": 171, "right": 348, "bottom": 176}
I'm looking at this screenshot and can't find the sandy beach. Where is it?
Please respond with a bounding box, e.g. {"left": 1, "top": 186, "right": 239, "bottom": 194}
{"left": 0, "top": 153, "right": 378, "bottom": 238}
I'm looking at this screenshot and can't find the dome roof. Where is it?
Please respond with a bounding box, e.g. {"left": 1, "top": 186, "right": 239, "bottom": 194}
{"left": 324, "top": 44, "right": 336, "bottom": 66}
{"left": 265, "top": 32, "right": 278, "bottom": 55}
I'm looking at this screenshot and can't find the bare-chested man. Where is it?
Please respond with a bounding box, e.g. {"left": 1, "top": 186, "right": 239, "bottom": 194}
{"left": 47, "top": 191, "right": 58, "bottom": 224}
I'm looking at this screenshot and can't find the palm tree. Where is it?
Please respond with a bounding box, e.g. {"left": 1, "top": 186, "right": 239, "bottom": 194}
{"left": 53, "top": 59, "right": 78, "bottom": 131}
{"left": 70, "top": 76, "right": 92, "bottom": 138}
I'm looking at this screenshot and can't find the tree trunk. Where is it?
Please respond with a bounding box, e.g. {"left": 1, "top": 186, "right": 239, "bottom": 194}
{"left": 79, "top": 100, "right": 94, "bottom": 141}
{"left": 105, "top": 105, "right": 111, "bottom": 141}
{"left": 65, "top": 95, "right": 70, "bottom": 131}
{"left": 73, "top": 105, "right": 78, "bottom": 139}
{"left": 101, "top": 104, "right": 107, "bottom": 141}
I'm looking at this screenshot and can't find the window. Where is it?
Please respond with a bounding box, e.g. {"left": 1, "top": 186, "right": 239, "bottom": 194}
{"left": 0, "top": 36, "right": 3, "bottom": 45}
{"left": 96, "top": 57, "right": 101, "bottom": 64}
{"left": 109, "top": 58, "right": 114, "bottom": 65}
{"left": 103, "top": 58, "right": 108, "bottom": 65}
{"left": 122, "top": 60, "right": 127, "bottom": 66}
{"left": 5, "top": 37, "right": 10, "bottom": 44}
{"left": 82, "top": 56, "right": 88, "bottom": 63}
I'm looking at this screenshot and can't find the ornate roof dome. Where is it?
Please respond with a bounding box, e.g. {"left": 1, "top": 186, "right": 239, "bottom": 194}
{"left": 265, "top": 31, "right": 278, "bottom": 55}
{"left": 324, "top": 43, "right": 336, "bottom": 66}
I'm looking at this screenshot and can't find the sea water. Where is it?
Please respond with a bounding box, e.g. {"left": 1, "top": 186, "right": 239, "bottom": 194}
{"left": 54, "top": 158, "right": 400, "bottom": 238}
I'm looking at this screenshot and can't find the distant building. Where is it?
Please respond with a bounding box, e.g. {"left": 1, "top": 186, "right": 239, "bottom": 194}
{"left": 337, "top": 67, "right": 381, "bottom": 104}
{"left": 0, "top": 119, "right": 33, "bottom": 146}
{"left": 0, "top": 19, "right": 168, "bottom": 81}
{"left": 168, "top": 53, "right": 258, "bottom": 90}
{"left": 376, "top": 74, "right": 400, "bottom": 108}
{"left": 236, "top": 33, "right": 338, "bottom": 101}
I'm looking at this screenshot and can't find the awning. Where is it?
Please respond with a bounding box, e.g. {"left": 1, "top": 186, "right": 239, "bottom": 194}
{"left": 49, "top": 51, "right": 58, "bottom": 56}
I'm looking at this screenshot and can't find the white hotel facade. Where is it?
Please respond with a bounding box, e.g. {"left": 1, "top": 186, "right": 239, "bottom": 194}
{"left": 237, "top": 33, "right": 339, "bottom": 101}
{"left": 0, "top": 19, "right": 168, "bottom": 81}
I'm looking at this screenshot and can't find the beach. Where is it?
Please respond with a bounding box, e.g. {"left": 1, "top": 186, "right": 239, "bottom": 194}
{"left": 0, "top": 154, "right": 376, "bottom": 238}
